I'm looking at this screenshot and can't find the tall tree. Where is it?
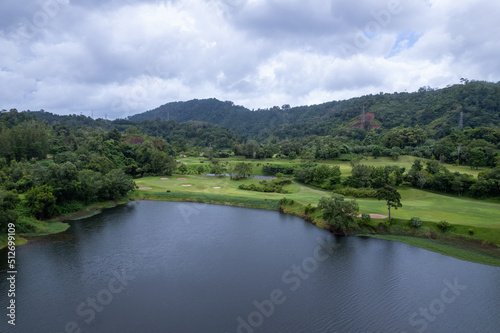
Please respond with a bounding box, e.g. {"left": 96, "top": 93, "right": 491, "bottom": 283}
{"left": 25, "top": 185, "right": 57, "bottom": 219}
{"left": 375, "top": 185, "right": 402, "bottom": 221}
{"left": 318, "top": 193, "right": 359, "bottom": 233}
{"left": 0, "top": 190, "right": 20, "bottom": 232}
{"left": 229, "top": 162, "right": 252, "bottom": 180}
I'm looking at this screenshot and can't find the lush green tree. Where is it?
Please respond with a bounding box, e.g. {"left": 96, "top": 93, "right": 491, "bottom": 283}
{"left": 177, "top": 164, "right": 188, "bottom": 174}
{"left": 416, "top": 171, "right": 430, "bottom": 190}
{"left": 243, "top": 140, "right": 260, "bottom": 159}
{"left": 87, "top": 154, "right": 115, "bottom": 174}
{"left": 317, "top": 194, "right": 359, "bottom": 232}
{"left": 77, "top": 170, "right": 103, "bottom": 204}
{"left": 372, "top": 145, "right": 382, "bottom": 159}
{"left": 382, "top": 126, "right": 428, "bottom": 149}
{"left": 376, "top": 185, "right": 402, "bottom": 221}
{"left": 0, "top": 190, "right": 20, "bottom": 231}
{"left": 210, "top": 163, "right": 226, "bottom": 176}
{"left": 150, "top": 150, "right": 177, "bottom": 175}
{"left": 468, "top": 147, "right": 487, "bottom": 169}
{"left": 47, "top": 162, "right": 79, "bottom": 202}
{"left": 494, "top": 156, "right": 500, "bottom": 167}
{"left": 313, "top": 165, "right": 341, "bottom": 189}
{"left": 294, "top": 167, "right": 315, "bottom": 184}
{"left": 229, "top": 162, "right": 252, "bottom": 180}
{"left": 426, "top": 160, "right": 442, "bottom": 174}
{"left": 390, "top": 147, "right": 402, "bottom": 160}
{"left": 101, "top": 169, "right": 135, "bottom": 200}
{"left": 371, "top": 167, "right": 387, "bottom": 188}
{"left": 346, "top": 164, "right": 373, "bottom": 188}
{"left": 25, "top": 185, "right": 57, "bottom": 219}
{"left": 469, "top": 178, "right": 492, "bottom": 198}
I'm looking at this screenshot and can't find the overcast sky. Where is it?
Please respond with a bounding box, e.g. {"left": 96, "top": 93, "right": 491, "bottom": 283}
{"left": 1, "top": 0, "right": 499, "bottom": 119}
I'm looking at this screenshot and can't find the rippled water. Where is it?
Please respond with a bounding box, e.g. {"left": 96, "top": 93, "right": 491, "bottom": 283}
{"left": 1, "top": 201, "right": 499, "bottom": 332}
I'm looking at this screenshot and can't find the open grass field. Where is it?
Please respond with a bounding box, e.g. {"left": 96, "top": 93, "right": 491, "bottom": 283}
{"left": 134, "top": 175, "right": 325, "bottom": 205}
{"left": 357, "top": 188, "right": 500, "bottom": 228}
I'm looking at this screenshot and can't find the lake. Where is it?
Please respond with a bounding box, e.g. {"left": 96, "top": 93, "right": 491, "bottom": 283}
{"left": 1, "top": 201, "right": 499, "bottom": 332}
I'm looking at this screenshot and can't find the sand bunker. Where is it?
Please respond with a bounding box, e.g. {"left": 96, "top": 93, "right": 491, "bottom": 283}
{"left": 161, "top": 178, "right": 169, "bottom": 180}
{"left": 182, "top": 184, "right": 192, "bottom": 187}
{"left": 213, "top": 187, "right": 222, "bottom": 189}
{"left": 178, "top": 178, "right": 187, "bottom": 180}
{"left": 357, "top": 214, "right": 388, "bottom": 219}
{"left": 138, "top": 187, "right": 152, "bottom": 190}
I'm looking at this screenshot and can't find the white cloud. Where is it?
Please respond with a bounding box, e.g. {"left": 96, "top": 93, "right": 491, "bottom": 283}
{"left": 0, "top": 0, "right": 499, "bottom": 118}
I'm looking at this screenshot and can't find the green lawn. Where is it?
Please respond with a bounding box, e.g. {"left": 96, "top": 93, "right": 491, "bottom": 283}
{"left": 356, "top": 188, "right": 500, "bottom": 228}
{"left": 135, "top": 175, "right": 325, "bottom": 204}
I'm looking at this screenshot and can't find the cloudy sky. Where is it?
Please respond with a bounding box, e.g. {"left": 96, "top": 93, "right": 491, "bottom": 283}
{"left": 0, "top": 0, "right": 499, "bottom": 119}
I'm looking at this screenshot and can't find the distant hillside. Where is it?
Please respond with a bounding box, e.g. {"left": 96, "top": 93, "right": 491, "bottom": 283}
{"left": 128, "top": 81, "right": 500, "bottom": 139}
{"left": 8, "top": 109, "right": 244, "bottom": 150}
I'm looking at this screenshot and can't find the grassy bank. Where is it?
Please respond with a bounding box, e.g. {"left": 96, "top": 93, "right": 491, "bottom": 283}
{"left": 134, "top": 175, "right": 500, "bottom": 266}
{"left": 4, "top": 173, "right": 499, "bottom": 266}
{"left": 49, "top": 198, "right": 131, "bottom": 223}
{"left": 369, "top": 235, "right": 500, "bottom": 267}
{"left": 0, "top": 220, "right": 68, "bottom": 250}
{"left": 0, "top": 198, "right": 130, "bottom": 250}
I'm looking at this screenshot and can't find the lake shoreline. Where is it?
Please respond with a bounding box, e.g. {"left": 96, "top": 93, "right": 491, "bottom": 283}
{"left": 3, "top": 190, "right": 499, "bottom": 267}
{"left": 134, "top": 190, "right": 500, "bottom": 267}
{"left": 0, "top": 199, "right": 130, "bottom": 251}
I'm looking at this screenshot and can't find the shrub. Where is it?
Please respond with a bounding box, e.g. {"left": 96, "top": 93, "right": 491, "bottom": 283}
{"left": 279, "top": 197, "right": 290, "bottom": 206}
{"left": 332, "top": 187, "right": 377, "bottom": 198}
{"left": 15, "top": 216, "right": 40, "bottom": 234}
{"left": 468, "top": 229, "right": 474, "bottom": 235}
{"left": 262, "top": 164, "right": 295, "bottom": 176}
{"left": 437, "top": 221, "right": 451, "bottom": 232}
{"left": 400, "top": 181, "right": 412, "bottom": 189}
{"left": 361, "top": 213, "right": 371, "bottom": 224}
{"left": 409, "top": 217, "right": 422, "bottom": 228}
{"left": 304, "top": 204, "right": 316, "bottom": 214}
{"left": 238, "top": 179, "right": 290, "bottom": 194}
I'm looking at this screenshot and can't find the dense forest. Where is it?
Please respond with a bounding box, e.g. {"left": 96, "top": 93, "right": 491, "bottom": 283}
{"left": 1, "top": 80, "right": 500, "bottom": 234}
{"left": 129, "top": 80, "right": 500, "bottom": 141}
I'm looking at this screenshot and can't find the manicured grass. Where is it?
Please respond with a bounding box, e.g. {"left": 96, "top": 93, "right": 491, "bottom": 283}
{"left": 356, "top": 188, "right": 500, "bottom": 229}
{"left": 134, "top": 175, "right": 325, "bottom": 205}
{"left": 369, "top": 235, "right": 500, "bottom": 267}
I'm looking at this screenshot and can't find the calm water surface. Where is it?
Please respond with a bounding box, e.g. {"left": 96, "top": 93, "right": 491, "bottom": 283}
{"left": 1, "top": 201, "right": 499, "bottom": 333}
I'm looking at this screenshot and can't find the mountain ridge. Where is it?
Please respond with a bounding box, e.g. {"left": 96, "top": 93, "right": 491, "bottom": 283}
{"left": 128, "top": 80, "right": 500, "bottom": 139}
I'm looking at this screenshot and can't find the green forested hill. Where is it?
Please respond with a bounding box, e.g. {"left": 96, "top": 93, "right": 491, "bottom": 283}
{"left": 128, "top": 80, "right": 500, "bottom": 140}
